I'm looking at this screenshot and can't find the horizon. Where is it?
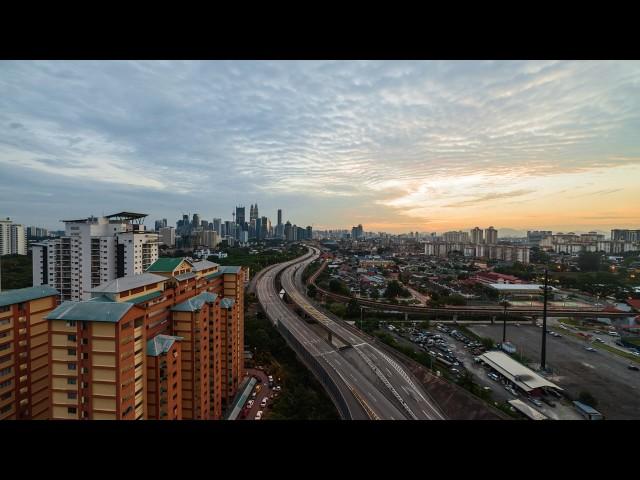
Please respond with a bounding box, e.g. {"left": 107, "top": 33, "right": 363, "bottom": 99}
{"left": 2, "top": 60, "right": 639, "bottom": 233}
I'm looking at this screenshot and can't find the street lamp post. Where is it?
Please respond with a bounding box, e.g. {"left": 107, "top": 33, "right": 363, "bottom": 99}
{"left": 540, "top": 268, "right": 549, "bottom": 371}
{"left": 360, "top": 306, "right": 364, "bottom": 331}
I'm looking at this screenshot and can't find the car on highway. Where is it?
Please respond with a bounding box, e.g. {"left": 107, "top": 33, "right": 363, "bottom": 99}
{"left": 584, "top": 346, "right": 596, "bottom": 352}
{"left": 255, "top": 410, "right": 263, "bottom": 420}
{"left": 608, "top": 331, "right": 619, "bottom": 337}
{"left": 632, "top": 351, "right": 640, "bottom": 357}
{"left": 628, "top": 364, "right": 640, "bottom": 371}
{"left": 274, "top": 385, "right": 282, "bottom": 391}
{"left": 260, "top": 398, "right": 268, "bottom": 408}
{"left": 247, "top": 399, "right": 255, "bottom": 409}
{"left": 594, "top": 337, "right": 605, "bottom": 343}
{"left": 251, "top": 391, "right": 257, "bottom": 399}
{"left": 488, "top": 372, "right": 500, "bottom": 381}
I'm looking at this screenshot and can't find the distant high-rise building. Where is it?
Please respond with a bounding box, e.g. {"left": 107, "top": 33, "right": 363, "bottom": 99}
{"left": 0, "top": 218, "right": 27, "bottom": 255}
{"left": 32, "top": 212, "right": 159, "bottom": 301}
{"left": 306, "top": 226, "right": 312, "bottom": 240}
{"left": 201, "top": 220, "right": 209, "bottom": 229}
{"left": 213, "top": 218, "right": 222, "bottom": 236}
{"left": 485, "top": 226, "right": 498, "bottom": 245}
{"left": 443, "top": 231, "right": 470, "bottom": 243}
{"left": 284, "top": 221, "right": 293, "bottom": 241}
{"left": 277, "top": 209, "right": 282, "bottom": 226}
{"left": 155, "top": 220, "right": 164, "bottom": 231}
{"left": 0, "top": 218, "right": 13, "bottom": 255}
{"left": 351, "top": 224, "right": 364, "bottom": 240}
{"left": 249, "top": 203, "right": 259, "bottom": 223}
{"left": 159, "top": 226, "right": 176, "bottom": 247}
{"left": 192, "top": 213, "right": 201, "bottom": 229}
{"left": 527, "top": 230, "right": 553, "bottom": 245}
{"left": 470, "top": 227, "right": 483, "bottom": 245}
{"left": 235, "top": 206, "right": 245, "bottom": 227}
{"left": 611, "top": 229, "right": 640, "bottom": 242}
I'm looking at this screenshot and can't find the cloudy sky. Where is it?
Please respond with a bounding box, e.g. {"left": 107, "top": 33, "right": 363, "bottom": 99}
{"left": 1, "top": 60, "right": 639, "bottom": 234}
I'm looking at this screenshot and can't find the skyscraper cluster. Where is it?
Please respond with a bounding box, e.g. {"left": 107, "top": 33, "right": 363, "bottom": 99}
{"left": 160, "top": 205, "right": 312, "bottom": 249}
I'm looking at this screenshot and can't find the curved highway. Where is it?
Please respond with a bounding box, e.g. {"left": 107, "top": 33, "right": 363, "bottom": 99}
{"left": 256, "top": 251, "right": 407, "bottom": 420}
{"left": 256, "top": 247, "right": 444, "bottom": 420}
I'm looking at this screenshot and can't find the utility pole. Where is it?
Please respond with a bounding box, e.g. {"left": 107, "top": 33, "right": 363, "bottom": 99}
{"left": 501, "top": 296, "right": 509, "bottom": 344}
{"left": 541, "top": 268, "right": 549, "bottom": 371}
{"left": 360, "top": 306, "right": 364, "bottom": 331}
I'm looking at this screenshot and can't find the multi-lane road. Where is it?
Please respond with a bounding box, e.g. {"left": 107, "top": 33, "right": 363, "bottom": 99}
{"left": 255, "top": 245, "right": 445, "bottom": 420}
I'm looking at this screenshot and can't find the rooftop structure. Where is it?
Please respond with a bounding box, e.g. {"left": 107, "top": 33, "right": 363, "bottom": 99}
{"left": 479, "top": 350, "right": 562, "bottom": 393}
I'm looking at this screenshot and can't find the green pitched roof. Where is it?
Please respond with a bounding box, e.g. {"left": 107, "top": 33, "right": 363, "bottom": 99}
{"left": 46, "top": 301, "right": 135, "bottom": 323}
{"left": 171, "top": 292, "right": 218, "bottom": 312}
{"left": 146, "top": 257, "right": 191, "bottom": 273}
{"left": 147, "top": 334, "right": 183, "bottom": 356}
{"left": 0, "top": 285, "right": 58, "bottom": 308}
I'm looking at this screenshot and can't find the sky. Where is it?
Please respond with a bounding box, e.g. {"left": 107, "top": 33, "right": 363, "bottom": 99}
{"left": 1, "top": 60, "right": 639, "bottom": 235}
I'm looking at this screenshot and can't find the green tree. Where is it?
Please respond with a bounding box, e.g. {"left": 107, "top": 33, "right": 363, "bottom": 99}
{"left": 370, "top": 288, "right": 379, "bottom": 299}
{"left": 329, "top": 279, "right": 349, "bottom": 296}
{"left": 384, "top": 280, "right": 404, "bottom": 299}
{"left": 578, "top": 252, "right": 602, "bottom": 272}
{"left": 346, "top": 298, "right": 360, "bottom": 319}
{"left": 328, "top": 302, "right": 347, "bottom": 318}
{"left": 446, "top": 294, "right": 467, "bottom": 306}
{"left": 307, "top": 284, "right": 317, "bottom": 299}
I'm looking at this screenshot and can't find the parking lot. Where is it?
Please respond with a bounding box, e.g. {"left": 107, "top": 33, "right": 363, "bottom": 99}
{"left": 467, "top": 323, "right": 640, "bottom": 419}
{"left": 392, "top": 324, "right": 583, "bottom": 419}
{"left": 240, "top": 367, "right": 283, "bottom": 420}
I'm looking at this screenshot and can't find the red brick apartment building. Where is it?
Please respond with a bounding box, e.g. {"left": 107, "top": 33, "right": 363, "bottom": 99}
{"left": 0, "top": 286, "right": 58, "bottom": 420}
{"left": 42, "top": 258, "right": 245, "bottom": 420}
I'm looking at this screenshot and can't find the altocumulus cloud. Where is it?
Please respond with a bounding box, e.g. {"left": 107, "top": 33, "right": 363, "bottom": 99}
{"left": 1, "top": 60, "right": 639, "bottom": 231}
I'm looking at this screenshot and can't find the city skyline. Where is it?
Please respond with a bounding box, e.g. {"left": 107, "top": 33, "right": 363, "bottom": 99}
{"left": 2, "top": 60, "right": 640, "bottom": 232}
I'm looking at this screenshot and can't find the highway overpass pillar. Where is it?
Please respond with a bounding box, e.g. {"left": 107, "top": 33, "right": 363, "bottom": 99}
{"left": 491, "top": 316, "right": 496, "bottom": 325}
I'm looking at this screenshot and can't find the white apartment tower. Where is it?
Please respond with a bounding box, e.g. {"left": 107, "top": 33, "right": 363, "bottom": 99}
{"left": 0, "top": 218, "right": 27, "bottom": 255}
{"left": 32, "top": 212, "right": 159, "bottom": 301}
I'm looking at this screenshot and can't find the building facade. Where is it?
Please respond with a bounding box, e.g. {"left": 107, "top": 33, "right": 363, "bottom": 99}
{"left": 31, "top": 212, "right": 159, "bottom": 302}
{"left": 0, "top": 286, "right": 58, "bottom": 420}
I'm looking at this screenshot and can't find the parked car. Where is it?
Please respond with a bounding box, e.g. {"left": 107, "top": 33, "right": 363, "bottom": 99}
{"left": 584, "top": 346, "right": 596, "bottom": 352}
{"left": 488, "top": 372, "right": 500, "bottom": 381}
{"left": 529, "top": 397, "right": 543, "bottom": 407}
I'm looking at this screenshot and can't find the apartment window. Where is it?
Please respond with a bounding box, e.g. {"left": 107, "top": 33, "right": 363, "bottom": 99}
{"left": 67, "top": 363, "right": 76, "bottom": 371}
{"left": 0, "top": 379, "right": 11, "bottom": 389}
{"left": 0, "top": 343, "right": 10, "bottom": 352}
{"left": 67, "top": 349, "right": 76, "bottom": 356}
{"left": 67, "top": 378, "right": 77, "bottom": 385}
{"left": 121, "top": 321, "right": 131, "bottom": 330}
{"left": 0, "top": 367, "right": 12, "bottom": 376}
{"left": 67, "top": 334, "right": 76, "bottom": 342}
{"left": 67, "top": 392, "right": 77, "bottom": 400}
{"left": 0, "top": 404, "right": 11, "bottom": 414}
{"left": 65, "top": 320, "right": 76, "bottom": 328}
{"left": 0, "top": 306, "right": 10, "bottom": 313}
{"left": 67, "top": 407, "right": 77, "bottom": 414}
